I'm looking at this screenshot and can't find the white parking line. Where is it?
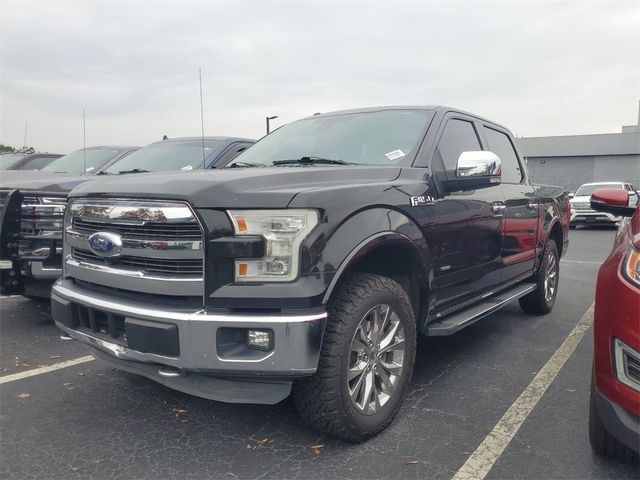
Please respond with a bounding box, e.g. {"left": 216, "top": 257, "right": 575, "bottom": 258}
{"left": 561, "top": 259, "right": 602, "bottom": 265}
{"left": 451, "top": 302, "right": 595, "bottom": 480}
{"left": 0, "top": 356, "right": 95, "bottom": 385}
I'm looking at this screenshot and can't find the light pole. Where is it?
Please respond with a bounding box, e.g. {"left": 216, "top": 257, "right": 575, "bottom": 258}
{"left": 266, "top": 115, "right": 278, "bottom": 135}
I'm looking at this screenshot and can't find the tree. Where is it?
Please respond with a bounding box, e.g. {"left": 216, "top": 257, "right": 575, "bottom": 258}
{"left": 0, "top": 144, "right": 35, "bottom": 154}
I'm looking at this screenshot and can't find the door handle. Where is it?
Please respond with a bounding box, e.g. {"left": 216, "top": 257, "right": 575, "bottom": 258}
{"left": 492, "top": 204, "right": 506, "bottom": 215}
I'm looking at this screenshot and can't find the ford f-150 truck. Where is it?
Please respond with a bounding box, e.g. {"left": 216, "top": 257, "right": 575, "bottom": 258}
{"left": 0, "top": 137, "right": 254, "bottom": 297}
{"left": 51, "top": 106, "right": 569, "bottom": 441}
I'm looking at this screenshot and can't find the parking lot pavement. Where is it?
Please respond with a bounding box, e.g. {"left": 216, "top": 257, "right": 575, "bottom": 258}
{"left": 1, "top": 228, "right": 637, "bottom": 479}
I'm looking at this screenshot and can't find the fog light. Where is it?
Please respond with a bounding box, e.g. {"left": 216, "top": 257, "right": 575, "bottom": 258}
{"left": 247, "top": 329, "right": 273, "bottom": 351}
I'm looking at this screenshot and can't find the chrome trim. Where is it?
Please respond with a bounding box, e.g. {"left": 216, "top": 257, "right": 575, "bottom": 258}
{"left": 53, "top": 283, "right": 328, "bottom": 324}
{"left": 456, "top": 151, "right": 502, "bottom": 178}
{"left": 614, "top": 338, "right": 640, "bottom": 392}
{"left": 66, "top": 229, "right": 203, "bottom": 259}
{"left": 65, "top": 257, "right": 202, "bottom": 282}
{"left": 30, "top": 262, "right": 62, "bottom": 279}
{"left": 69, "top": 198, "right": 197, "bottom": 224}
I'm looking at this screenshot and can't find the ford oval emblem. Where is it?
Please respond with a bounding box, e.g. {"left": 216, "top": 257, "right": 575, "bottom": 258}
{"left": 87, "top": 232, "right": 123, "bottom": 258}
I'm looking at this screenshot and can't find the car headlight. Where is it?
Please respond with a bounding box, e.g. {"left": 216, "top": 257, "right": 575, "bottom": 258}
{"left": 622, "top": 245, "right": 640, "bottom": 287}
{"left": 227, "top": 209, "right": 318, "bottom": 282}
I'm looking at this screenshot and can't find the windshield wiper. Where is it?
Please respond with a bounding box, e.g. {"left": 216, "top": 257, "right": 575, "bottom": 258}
{"left": 118, "top": 168, "right": 150, "bottom": 174}
{"left": 272, "top": 156, "right": 351, "bottom": 166}
{"left": 227, "top": 162, "right": 265, "bottom": 168}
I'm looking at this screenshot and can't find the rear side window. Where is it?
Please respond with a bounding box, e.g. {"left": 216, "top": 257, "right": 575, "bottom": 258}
{"left": 482, "top": 127, "right": 522, "bottom": 184}
{"left": 434, "top": 119, "right": 482, "bottom": 172}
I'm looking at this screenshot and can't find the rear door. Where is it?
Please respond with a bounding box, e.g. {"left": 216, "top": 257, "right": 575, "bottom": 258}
{"left": 480, "top": 125, "right": 538, "bottom": 282}
{"left": 425, "top": 115, "right": 505, "bottom": 309}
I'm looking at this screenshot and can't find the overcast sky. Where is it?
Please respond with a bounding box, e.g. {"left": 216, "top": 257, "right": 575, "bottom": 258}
{"left": 1, "top": 0, "right": 639, "bottom": 153}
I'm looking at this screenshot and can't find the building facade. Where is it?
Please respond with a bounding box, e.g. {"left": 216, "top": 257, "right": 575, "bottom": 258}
{"left": 516, "top": 106, "right": 640, "bottom": 192}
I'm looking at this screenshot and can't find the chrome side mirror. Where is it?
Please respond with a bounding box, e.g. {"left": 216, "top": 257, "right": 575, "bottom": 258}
{"left": 456, "top": 151, "right": 502, "bottom": 178}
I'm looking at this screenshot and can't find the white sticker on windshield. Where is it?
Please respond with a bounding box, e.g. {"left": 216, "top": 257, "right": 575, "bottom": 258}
{"left": 181, "top": 165, "right": 193, "bottom": 171}
{"left": 385, "top": 149, "right": 405, "bottom": 161}
{"left": 85, "top": 166, "right": 94, "bottom": 172}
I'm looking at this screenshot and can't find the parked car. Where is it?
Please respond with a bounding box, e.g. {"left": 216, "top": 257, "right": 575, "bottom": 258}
{"left": 0, "top": 153, "right": 63, "bottom": 171}
{"left": 570, "top": 182, "right": 638, "bottom": 228}
{"left": 0, "top": 137, "right": 254, "bottom": 297}
{"left": 589, "top": 188, "right": 639, "bottom": 461}
{"left": 51, "top": 106, "right": 570, "bottom": 441}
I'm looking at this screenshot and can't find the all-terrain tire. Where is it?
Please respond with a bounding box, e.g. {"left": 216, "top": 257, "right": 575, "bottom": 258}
{"left": 589, "top": 377, "right": 638, "bottom": 462}
{"left": 519, "top": 240, "right": 559, "bottom": 315}
{"left": 293, "top": 273, "right": 417, "bottom": 442}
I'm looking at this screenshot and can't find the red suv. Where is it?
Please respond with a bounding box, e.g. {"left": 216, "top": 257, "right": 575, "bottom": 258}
{"left": 589, "top": 189, "right": 639, "bottom": 461}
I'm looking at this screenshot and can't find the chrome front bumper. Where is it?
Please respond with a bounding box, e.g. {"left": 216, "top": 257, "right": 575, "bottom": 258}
{"left": 51, "top": 279, "right": 327, "bottom": 402}
{"left": 570, "top": 210, "right": 621, "bottom": 224}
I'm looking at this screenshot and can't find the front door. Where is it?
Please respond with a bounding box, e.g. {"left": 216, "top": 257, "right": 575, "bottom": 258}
{"left": 423, "top": 116, "right": 505, "bottom": 310}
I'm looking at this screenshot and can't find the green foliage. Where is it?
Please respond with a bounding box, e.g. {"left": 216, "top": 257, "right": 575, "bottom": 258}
{"left": 0, "top": 144, "right": 35, "bottom": 154}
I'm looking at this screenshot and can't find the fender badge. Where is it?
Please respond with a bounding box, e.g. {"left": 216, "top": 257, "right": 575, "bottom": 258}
{"left": 410, "top": 196, "right": 435, "bottom": 207}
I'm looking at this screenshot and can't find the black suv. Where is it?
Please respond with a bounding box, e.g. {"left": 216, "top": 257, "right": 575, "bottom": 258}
{"left": 52, "top": 106, "right": 569, "bottom": 441}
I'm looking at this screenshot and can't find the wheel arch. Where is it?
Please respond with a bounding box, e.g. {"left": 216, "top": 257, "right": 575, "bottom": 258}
{"left": 320, "top": 209, "right": 432, "bottom": 330}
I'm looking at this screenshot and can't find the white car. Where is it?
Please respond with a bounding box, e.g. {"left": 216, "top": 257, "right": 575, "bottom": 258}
{"left": 570, "top": 182, "right": 638, "bottom": 227}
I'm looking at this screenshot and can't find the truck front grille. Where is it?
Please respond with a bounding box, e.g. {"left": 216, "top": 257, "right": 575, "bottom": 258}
{"left": 572, "top": 202, "right": 592, "bottom": 211}
{"left": 65, "top": 198, "right": 204, "bottom": 297}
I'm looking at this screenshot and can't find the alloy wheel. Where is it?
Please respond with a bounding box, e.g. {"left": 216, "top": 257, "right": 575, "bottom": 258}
{"left": 347, "top": 304, "right": 406, "bottom": 415}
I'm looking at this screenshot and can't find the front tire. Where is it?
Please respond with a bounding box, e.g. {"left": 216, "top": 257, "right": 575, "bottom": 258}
{"left": 519, "top": 240, "right": 559, "bottom": 315}
{"left": 293, "top": 273, "right": 416, "bottom": 442}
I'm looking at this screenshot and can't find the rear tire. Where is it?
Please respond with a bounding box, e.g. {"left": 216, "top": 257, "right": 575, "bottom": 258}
{"left": 589, "top": 377, "right": 638, "bottom": 462}
{"left": 519, "top": 240, "right": 559, "bottom": 315}
{"left": 293, "top": 273, "right": 416, "bottom": 442}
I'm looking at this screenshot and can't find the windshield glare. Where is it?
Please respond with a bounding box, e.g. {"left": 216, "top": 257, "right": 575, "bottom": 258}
{"left": 41, "top": 148, "right": 123, "bottom": 173}
{"left": 105, "top": 140, "right": 223, "bottom": 174}
{"left": 575, "top": 183, "right": 622, "bottom": 196}
{"left": 230, "top": 110, "right": 433, "bottom": 167}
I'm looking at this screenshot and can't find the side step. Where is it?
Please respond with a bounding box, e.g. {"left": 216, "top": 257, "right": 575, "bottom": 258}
{"left": 425, "top": 283, "right": 536, "bottom": 336}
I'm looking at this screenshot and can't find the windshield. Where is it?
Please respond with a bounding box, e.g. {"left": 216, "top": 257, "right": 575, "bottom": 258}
{"left": 575, "top": 183, "right": 622, "bottom": 196}
{"left": 104, "top": 139, "right": 224, "bottom": 174}
{"left": 0, "top": 154, "right": 26, "bottom": 170}
{"left": 229, "top": 110, "right": 433, "bottom": 167}
{"left": 41, "top": 148, "right": 124, "bottom": 173}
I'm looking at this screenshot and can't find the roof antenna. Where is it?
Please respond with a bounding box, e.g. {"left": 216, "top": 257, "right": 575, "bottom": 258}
{"left": 82, "top": 109, "right": 86, "bottom": 176}
{"left": 199, "top": 67, "right": 206, "bottom": 170}
{"left": 23, "top": 120, "right": 28, "bottom": 147}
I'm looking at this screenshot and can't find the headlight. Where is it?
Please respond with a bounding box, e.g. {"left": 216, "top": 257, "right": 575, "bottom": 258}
{"left": 622, "top": 245, "right": 640, "bottom": 287}
{"left": 227, "top": 209, "right": 318, "bottom": 282}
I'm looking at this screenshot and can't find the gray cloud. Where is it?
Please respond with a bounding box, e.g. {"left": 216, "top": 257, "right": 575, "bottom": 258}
{"left": 1, "top": 0, "right": 639, "bottom": 152}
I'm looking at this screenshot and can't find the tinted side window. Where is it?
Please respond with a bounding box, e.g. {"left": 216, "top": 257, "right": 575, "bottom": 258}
{"left": 435, "top": 119, "right": 482, "bottom": 171}
{"left": 482, "top": 127, "right": 522, "bottom": 184}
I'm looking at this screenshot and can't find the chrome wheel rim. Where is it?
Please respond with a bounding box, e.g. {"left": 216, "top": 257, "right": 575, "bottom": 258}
{"left": 347, "top": 304, "right": 405, "bottom": 415}
{"left": 544, "top": 251, "right": 558, "bottom": 303}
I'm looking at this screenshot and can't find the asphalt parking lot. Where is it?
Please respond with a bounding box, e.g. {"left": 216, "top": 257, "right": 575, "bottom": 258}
{"left": 1, "top": 228, "right": 638, "bottom": 480}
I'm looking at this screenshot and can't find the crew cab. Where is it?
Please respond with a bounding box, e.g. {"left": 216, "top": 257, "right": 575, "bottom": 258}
{"left": 570, "top": 182, "right": 638, "bottom": 228}
{"left": 0, "top": 137, "right": 254, "bottom": 297}
{"left": 51, "top": 106, "right": 569, "bottom": 441}
{"left": 589, "top": 189, "right": 639, "bottom": 461}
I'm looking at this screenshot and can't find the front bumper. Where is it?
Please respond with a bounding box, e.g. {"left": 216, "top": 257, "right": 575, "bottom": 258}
{"left": 570, "top": 210, "right": 621, "bottom": 225}
{"left": 594, "top": 386, "right": 640, "bottom": 454}
{"left": 51, "top": 279, "right": 327, "bottom": 404}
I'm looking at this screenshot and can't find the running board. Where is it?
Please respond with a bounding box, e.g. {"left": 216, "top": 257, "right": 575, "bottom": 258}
{"left": 425, "top": 283, "right": 536, "bottom": 336}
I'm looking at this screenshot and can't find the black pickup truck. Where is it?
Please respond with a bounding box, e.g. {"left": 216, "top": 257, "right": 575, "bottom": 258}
{"left": 51, "top": 106, "right": 570, "bottom": 441}
{"left": 0, "top": 137, "right": 253, "bottom": 297}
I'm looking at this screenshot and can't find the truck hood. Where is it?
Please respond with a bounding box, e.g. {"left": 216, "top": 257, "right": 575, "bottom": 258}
{"left": 0, "top": 170, "right": 94, "bottom": 194}
{"left": 69, "top": 166, "right": 402, "bottom": 208}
